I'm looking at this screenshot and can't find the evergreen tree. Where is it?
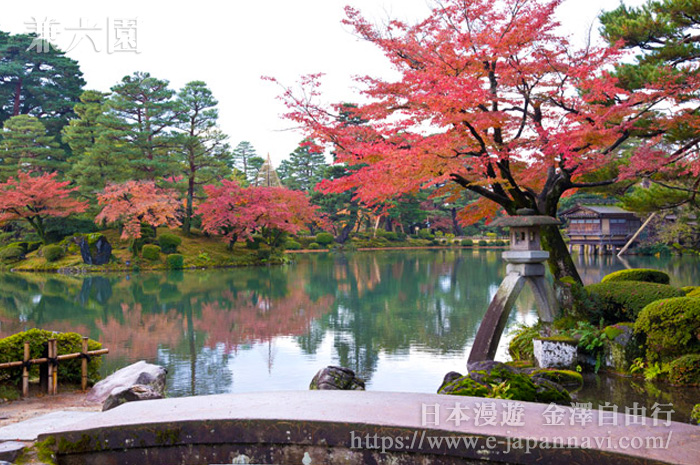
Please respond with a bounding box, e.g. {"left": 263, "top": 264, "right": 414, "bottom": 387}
{"left": 175, "top": 81, "right": 233, "bottom": 234}
{"left": 106, "top": 72, "right": 181, "bottom": 180}
{"left": 232, "top": 141, "right": 265, "bottom": 183}
{"left": 0, "top": 32, "right": 85, "bottom": 139}
{"left": 63, "top": 90, "right": 131, "bottom": 201}
{"left": 0, "top": 115, "right": 67, "bottom": 181}
{"left": 278, "top": 140, "right": 327, "bottom": 191}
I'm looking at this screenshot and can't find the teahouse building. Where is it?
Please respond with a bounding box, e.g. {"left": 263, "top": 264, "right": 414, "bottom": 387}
{"left": 560, "top": 205, "right": 641, "bottom": 255}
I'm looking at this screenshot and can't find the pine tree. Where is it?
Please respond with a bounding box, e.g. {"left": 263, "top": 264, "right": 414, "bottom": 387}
{"left": 0, "top": 115, "right": 67, "bottom": 181}
{"left": 175, "top": 81, "right": 233, "bottom": 234}
{"left": 232, "top": 141, "right": 265, "bottom": 183}
{"left": 106, "top": 72, "right": 181, "bottom": 180}
{"left": 279, "top": 140, "right": 327, "bottom": 191}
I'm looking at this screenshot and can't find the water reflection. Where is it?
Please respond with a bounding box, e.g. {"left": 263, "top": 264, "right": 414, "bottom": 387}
{"left": 0, "top": 250, "right": 698, "bottom": 417}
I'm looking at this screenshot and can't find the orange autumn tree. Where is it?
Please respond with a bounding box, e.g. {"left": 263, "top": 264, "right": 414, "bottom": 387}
{"left": 0, "top": 171, "right": 88, "bottom": 243}
{"left": 95, "top": 180, "right": 181, "bottom": 242}
{"left": 272, "top": 0, "right": 700, "bottom": 282}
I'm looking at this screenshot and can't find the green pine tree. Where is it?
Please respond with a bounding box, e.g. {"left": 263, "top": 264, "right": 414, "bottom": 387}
{"left": 0, "top": 115, "right": 67, "bottom": 181}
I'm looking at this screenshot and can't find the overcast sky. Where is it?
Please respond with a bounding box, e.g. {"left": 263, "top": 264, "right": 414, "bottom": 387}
{"left": 2, "top": 0, "right": 645, "bottom": 166}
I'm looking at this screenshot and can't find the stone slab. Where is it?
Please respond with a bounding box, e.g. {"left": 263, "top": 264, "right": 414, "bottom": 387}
{"left": 0, "top": 441, "right": 28, "bottom": 462}
{"left": 0, "top": 411, "right": 99, "bottom": 441}
{"left": 42, "top": 391, "right": 700, "bottom": 465}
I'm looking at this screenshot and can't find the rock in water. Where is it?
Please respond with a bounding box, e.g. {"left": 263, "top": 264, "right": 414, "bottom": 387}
{"left": 309, "top": 366, "right": 365, "bottom": 390}
{"left": 102, "top": 384, "right": 163, "bottom": 411}
{"left": 87, "top": 360, "right": 167, "bottom": 403}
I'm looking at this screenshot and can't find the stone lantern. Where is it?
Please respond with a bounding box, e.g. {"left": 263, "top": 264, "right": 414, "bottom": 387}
{"left": 468, "top": 209, "right": 561, "bottom": 363}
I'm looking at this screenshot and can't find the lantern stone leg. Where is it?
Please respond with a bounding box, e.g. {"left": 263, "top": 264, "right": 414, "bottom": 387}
{"left": 467, "top": 210, "right": 561, "bottom": 364}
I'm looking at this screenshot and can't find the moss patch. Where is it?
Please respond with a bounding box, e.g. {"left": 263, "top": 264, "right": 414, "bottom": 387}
{"left": 601, "top": 268, "right": 670, "bottom": 285}
{"left": 531, "top": 369, "right": 583, "bottom": 389}
{"left": 634, "top": 297, "right": 700, "bottom": 361}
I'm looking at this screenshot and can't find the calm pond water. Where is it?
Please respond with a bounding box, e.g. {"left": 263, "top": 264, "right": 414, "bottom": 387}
{"left": 1, "top": 249, "right": 699, "bottom": 421}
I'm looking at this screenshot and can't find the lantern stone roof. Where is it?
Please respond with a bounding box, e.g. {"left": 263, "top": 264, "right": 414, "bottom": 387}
{"left": 491, "top": 214, "right": 561, "bottom": 228}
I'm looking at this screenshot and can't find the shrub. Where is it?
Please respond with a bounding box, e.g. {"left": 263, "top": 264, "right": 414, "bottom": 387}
{"left": 461, "top": 239, "right": 473, "bottom": 247}
{"left": 308, "top": 242, "right": 321, "bottom": 250}
{"left": 667, "top": 354, "right": 700, "bottom": 386}
{"left": 396, "top": 231, "right": 407, "bottom": 241}
{"left": 43, "top": 245, "right": 65, "bottom": 263}
{"left": 478, "top": 239, "right": 488, "bottom": 246}
{"left": 157, "top": 233, "right": 182, "bottom": 254}
{"left": 166, "top": 253, "right": 184, "bottom": 270}
{"left": 245, "top": 235, "right": 263, "bottom": 250}
{"left": 6, "top": 241, "right": 28, "bottom": 252}
{"left": 142, "top": 244, "right": 161, "bottom": 261}
{"left": 383, "top": 231, "right": 398, "bottom": 241}
{"left": 26, "top": 241, "right": 42, "bottom": 253}
{"left": 493, "top": 239, "right": 506, "bottom": 246}
{"left": 44, "top": 216, "right": 98, "bottom": 243}
{"left": 285, "top": 240, "right": 302, "bottom": 250}
{"left": 508, "top": 325, "right": 540, "bottom": 361}
{"left": 0, "top": 246, "right": 25, "bottom": 262}
{"left": 0, "top": 329, "right": 102, "bottom": 384}
{"left": 601, "top": 268, "right": 670, "bottom": 285}
{"left": 585, "top": 281, "right": 684, "bottom": 324}
{"left": 635, "top": 297, "right": 700, "bottom": 361}
{"left": 688, "top": 288, "right": 700, "bottom": 298}
{"left": 315, "top": 232, "right": 334, "bottom": 246}
{"left": 417, "top": 229, "right": 433, "bottom": 240}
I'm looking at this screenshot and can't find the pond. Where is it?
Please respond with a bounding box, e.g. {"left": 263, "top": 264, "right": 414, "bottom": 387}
{"left": 1, "top": 249, "right": 698, "bottom": 421}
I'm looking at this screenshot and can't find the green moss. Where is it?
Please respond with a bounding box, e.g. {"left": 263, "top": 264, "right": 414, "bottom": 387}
{"left": 58, "top": 434, "right": 95, "bottom": 454}
{"left": 508, "top": 324, "right": 540, "bottom": 361}
{"left": 585, "top": 281, "right": 685, "bottom": 324}
{"left": 531, "top": 369, "right": 583, "bottom": 389}
{"left": 505, "top": 360, "right": 535, "bottom": 369}
{"left": 667, "top": 354, "right": 700, "bottom": 386}
{"left": 691, "top": 404, "right": 700, "bottom": 425}
{"left": 43, "top": 244, "right": 65, "bottom": 262}
{"left": 438, "top": 376, "right": 490, "bottom": 397}
{"left": 688, "top": 287, "right": 700, "bottom": 298}
{"left": 681, "top": 286, "right": 698, "bottom": 295}
{"left": 538, "top": 336, "right": 578, "bottom": 343}
{"left": 635, "top": 297, "right": 700, "bottom": 361}
{"left": 0, "top": 246, "right": 25, "bottom": 262}
{"left": 601, "top": 268, "right": 670, "bottom": 285}
{"left": 155, "top": 427, "right": 181, "bottom": 445}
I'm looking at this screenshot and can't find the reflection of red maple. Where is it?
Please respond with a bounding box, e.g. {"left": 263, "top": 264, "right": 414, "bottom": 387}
{"left": 95, "top": 303, "right": 184, "bottom": 360}
{"left": 195, "top": 288, "right": 333, "bottom": 352}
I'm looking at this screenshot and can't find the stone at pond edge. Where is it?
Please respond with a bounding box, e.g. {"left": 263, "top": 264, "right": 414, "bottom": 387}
{"left": 309, "top": 366, "right": 365, "bottom": 390}
{"left": 0, "top": 441, "right": 27, "bottom": 463}
{"left": 439, "top": 361, "right": 571, "bottom": 404}
{"left": 87, "top": 360, "right": 167, "bottom": 403}
{"left": 77, "top": 235, "right": 112, "bottom": 265}
{"left": 102, "top": 384, "right": 163, "bottom": 411}
{"left": 531, "top": 369, "right": 584, "bottom": 389}
{"left": 603, "top": 323, "right": 642, "bottom": 372}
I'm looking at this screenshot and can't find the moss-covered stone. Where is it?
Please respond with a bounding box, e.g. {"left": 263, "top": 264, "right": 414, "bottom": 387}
{"left": 691, "top": 404, "right": 700, "bottom": 425}
{"left": 531, "top": 369, "right": 583, "bottom": 389}
{"left": 531, "top": 377, "right": 572, "bottom": 404}
{"left": 681, "top": 286, "right": 699, "bottom": 296}
{"left": 601, "top": 268, "right": 670, "bottom": 285}
{"left": 438, "top": 376, "right": 490, "bottom": 397}
{"left": 603, "top": 323, "right": 643, "bottom": 373}
{"left": 635, "top": 297, "right": 700, "bottom": 361}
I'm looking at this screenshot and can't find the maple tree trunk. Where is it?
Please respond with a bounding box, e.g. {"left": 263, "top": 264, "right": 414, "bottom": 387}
{"left": 539, "top": 224, "right": 582, "bottom": 284}
{"left": 451, "top": 207, "right": 463, "bottom": 236}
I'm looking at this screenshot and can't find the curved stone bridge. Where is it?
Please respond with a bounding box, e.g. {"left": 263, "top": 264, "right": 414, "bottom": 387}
{"left": 41, "top": 391, "right": 699, "bottom": 465}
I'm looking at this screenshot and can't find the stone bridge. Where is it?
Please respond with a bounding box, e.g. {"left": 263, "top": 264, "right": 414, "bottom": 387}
{"left": 40, "top": 391, "right": 699, "bottom": 465}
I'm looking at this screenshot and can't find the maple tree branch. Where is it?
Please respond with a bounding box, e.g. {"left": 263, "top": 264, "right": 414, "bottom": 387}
{"left": 449, "top": 172, "right": 512, "bottom": 208}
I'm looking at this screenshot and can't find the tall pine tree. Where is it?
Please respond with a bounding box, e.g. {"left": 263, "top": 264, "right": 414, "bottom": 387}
{"left": 0, "top": 115, "right": 67, "bottom": 181}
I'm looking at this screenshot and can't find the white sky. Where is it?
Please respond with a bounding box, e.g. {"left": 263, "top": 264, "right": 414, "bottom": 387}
{"left": 1, "top": 0, "right": 645, "bottom": 167}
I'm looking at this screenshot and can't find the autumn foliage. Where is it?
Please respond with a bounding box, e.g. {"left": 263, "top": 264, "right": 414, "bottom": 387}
{"left": 95, "top": 180, "right": 181, "bottom": 240}
{"left": 0, "top": 171, "right": 88, "bottom": 242}
{"left": 272, "top": 0, "right": 700, "bottom": 280}
{"left": 198, "top": 180, "right": 322, "bottom": 245}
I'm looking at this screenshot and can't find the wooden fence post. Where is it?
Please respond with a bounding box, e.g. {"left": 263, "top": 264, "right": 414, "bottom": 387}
{"left": 47, "top": 338, "right": 58, "bottom": 395}
{"left": 81, "top": 337, "right": 88, "bottom": 391}
{"left": 46, "top": 339, "right": 53, "bottom": 395}
{"left": 22, "top": 341, "right": 29, "bottom": 397}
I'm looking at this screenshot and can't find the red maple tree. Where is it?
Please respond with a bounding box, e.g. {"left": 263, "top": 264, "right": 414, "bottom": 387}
{"left": 271, "top": 0, "right": 699, "bottom": 281}
{"left": 95, "top": 180, "right": 181, "bottom": 240}
{"left": 0, "top": 171, "right": 88, "bottom": 242}
{"left": 198, "top": 180, "right": 322, "bottom": 247}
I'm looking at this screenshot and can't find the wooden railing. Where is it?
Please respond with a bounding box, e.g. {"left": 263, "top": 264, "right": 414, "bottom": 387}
{"left": 0, "top": 337, "right": 109, "bottom": 397}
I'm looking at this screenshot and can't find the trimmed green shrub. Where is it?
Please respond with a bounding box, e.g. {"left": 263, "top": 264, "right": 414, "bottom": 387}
{"left": 43, "top": 245, "right": 64, "bottom": 263}
{"left": 308, "top": 242, "right": 321, "bottom": 250}
{"left": 157, "top": 233, "right": 182, "bottom": 254}
{"left": 0, "top": 329, "right": 102, "bottom": 384}
{"left": 417, "top": 229, "right": 434, "bottom": 240}
{"left": 667, "top": 354, "right": 700, "bottom": 386}
{"left": 315, "top": 232, "right": 334, "bottom": 246}
{"left": 0, "top": 246, "right": 25, "bottom": 262}
{"left": 585, "top": 281, "right": 684, "bottom": 324}
{"left": 6, "top": 241, "right": 29, "bottom": 252}
{"left": 166, "top": 253, "right": 184, "bottom": 270}
{"left": 461, "top": 239, "right": 473, "bottom": 247}
{"left": 478, "top": 239, "right": 488, "bottom": 246}
{"left": 142, "top": 244, "right": 161, "bottom": 261}
{"left": 635, "top": 297, "right": 700, "bottom": 361}
{"left": 285, "top": 240, "right": 302, "bottom": 250}
{"left": 601, "top": 268, "right": 670, "bottom": 285}
{"left": 383, "top": 231, "right": 398, "bottom": 241}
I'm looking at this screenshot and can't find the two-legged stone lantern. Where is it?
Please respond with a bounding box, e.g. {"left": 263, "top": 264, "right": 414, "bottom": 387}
{"left": 468, "top": 209, "right": 561, "bottom": 364}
